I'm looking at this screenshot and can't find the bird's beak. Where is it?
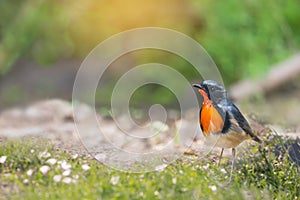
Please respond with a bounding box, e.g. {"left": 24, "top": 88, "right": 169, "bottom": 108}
{"left": 192, "top": 83, "right": 203, "bottom": 89}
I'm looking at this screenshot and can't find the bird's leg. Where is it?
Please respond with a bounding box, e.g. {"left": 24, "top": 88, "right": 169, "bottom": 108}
{"left": 228, "top": 148, "right": 236, "bottom": 183}
{"left": 217, "top": 148, "right": 224, "bottom": 166}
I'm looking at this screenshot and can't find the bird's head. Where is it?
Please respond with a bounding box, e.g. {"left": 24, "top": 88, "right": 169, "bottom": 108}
{"left": 192, "top": 80, "right": 227, "bottom": 104}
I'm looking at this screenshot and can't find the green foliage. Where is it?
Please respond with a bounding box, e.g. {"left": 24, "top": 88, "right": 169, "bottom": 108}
{"left": 1, "top": 0, "right": 299, "bottom": 80}
{"left": 194, "top": 0, "right": 300, "bottom": 84}
{"left": 0, "top": 134, "right": 299, "bottom": 199}
{"left": 239, "top": 134, "right": 300, "bottom": 199}
{"left": 1, "top": 0, "right": 300, "bottom": 106}
{"left": 0, "top": 0, "right": 53, "bottom": 73}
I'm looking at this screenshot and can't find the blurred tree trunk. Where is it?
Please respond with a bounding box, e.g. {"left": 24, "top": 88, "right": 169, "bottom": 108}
{"left": 230, "top": 53, "right": 300, "bottom": 101}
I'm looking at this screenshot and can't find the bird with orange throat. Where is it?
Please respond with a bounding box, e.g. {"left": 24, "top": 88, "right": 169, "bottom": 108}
{"left": 193, "top": 80, "right": 261, "bottom": 183}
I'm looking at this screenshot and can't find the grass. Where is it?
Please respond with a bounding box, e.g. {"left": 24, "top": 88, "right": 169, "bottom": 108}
{"left": 0, "top": 134, "right": 299, "bottom": 200}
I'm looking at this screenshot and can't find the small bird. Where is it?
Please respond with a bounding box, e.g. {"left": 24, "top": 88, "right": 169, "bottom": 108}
{"left": 193, "top": 80, "right": 261, "bottom": 183}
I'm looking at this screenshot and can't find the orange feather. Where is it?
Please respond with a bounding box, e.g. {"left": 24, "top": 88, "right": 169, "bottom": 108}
{"left": 199, "top": 89, "right": 224, "bottom": 135}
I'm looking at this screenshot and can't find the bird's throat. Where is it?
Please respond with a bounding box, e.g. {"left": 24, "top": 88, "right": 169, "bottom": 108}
{"left": 199, "top": 89, "right": 209, "bottom": 101}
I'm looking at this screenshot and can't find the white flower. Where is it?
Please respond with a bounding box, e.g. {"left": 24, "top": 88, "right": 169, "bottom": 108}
{"left": 154, "top": 191, "right": 159, "bottom": 196}
{"left": 155, "top": 164, "right": 168, "bottom": 172}
{"left": 46, "top": 158, "right": 57, "bottom": 165}
{"left": 82, "top": 164, "right": 90, "bottom": 171}
{"left": 110, "top": 176, "right": 120, "bottom": 185}
{"left": 30, "top": 149, "right": 35, "bottom": 153}
{"left": 53, "top": 175, "right": 62, "bottom": 182}
{"left": 202, "top": 164, "right": 210, "bottom": 170}
{"left": 23, "top": 179, "right": 29, "bottom": 184}
{"left": 72, "top": 154, "right": 78, "bottom": 159}
{"left": 38, "top": 151, "right": 51, "bottom": 159}
{"left": 139, "top": 192, "right": 144, "bottom": 197}
{"left": 26, "top": 169, "right": 34, "bottom": 176}
{"left": 172, "top": 178, "right": 177, "bottom": 184}
{"left": 62, "top": 177, "right": 72, "bottom": 184}
{"left": 73, "top": 174, "right": 79, "bottom": 179}
{"left": 63, "top": 169, "right": 71, "bottom": 176}
{"left": 181, "top": 188, "right": 188, "bottom": 192}
{"left": 209, "top": 185, "right": 217, "bottom": 192}
{"left": 0, "top": 156, "right": 7, "bottom": 164}
{"left": 60, "top": 161, "right": 71, "bottom": 170}
{"left": 220, "top": 168, "right": 227, "bottom": 174}
{"left": 39, "top": 165, "right": 50, "bottom": 175}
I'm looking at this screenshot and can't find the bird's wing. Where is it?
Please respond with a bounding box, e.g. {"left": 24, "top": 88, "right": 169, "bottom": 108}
{"left": 226, "top": 102, "right": 262, "bottom": 143}
{"left": 221, "top": 111, "right": 232, "bottom": 133}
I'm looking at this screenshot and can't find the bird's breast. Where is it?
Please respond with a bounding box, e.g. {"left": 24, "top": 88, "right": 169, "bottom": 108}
{"left": 200, "top": 101, "right": 224, "bottom": 136}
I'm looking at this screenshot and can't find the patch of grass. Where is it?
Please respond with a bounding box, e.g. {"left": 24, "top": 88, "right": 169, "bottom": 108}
{"left": 239, "top": 133, "right": 300, "bottom": 199}
{"left": 0, "top": 134, "right": 299, "bottom": 199}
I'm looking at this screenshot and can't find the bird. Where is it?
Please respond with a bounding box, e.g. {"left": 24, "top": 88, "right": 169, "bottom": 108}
{"left": 192, "top": 80, "right": 262, "bottom": 183}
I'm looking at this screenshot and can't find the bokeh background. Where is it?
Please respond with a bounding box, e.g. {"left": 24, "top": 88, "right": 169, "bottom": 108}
{"left": 1, "top": 0, "right": 300, "bottom": 112}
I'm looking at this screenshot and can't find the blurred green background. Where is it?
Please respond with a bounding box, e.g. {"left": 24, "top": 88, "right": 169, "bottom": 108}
{"left": 0, "top": 0, "right": 299, "bottom": 109}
